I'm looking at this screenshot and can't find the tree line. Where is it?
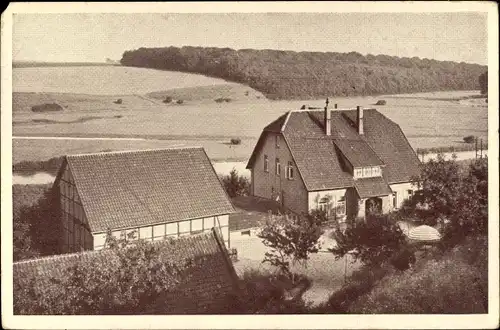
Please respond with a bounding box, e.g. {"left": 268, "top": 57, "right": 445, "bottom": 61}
{"left": 121, "top": 46, "right": 487, "bottom": 99}
{"left": 479, "top": 71, "right": 488, "bottom": 94}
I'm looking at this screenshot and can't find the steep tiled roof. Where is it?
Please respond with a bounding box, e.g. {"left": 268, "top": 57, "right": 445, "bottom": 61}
{"left": 341, "top": 110, "right": 421, "bottom": 183}
{"left": 263, "top": 112, "right": 288, "bottom": 133}
{"left": 333, "top": 138, "right": 384, "bottom": 167}
{"left": 59, "top": 147, "right": 234, "bottom": 233}
{"left": 246, "top": 113, "right": 288, "bottom": 168}
{"left": 354, "top": 177, "right": 393, "bottom": 198}
{"left": 14, "top": 229, "right": 239, "bottom": 314}
{"left": 247, "top": 108, "right": 420, "bottom": 191}
{"left": 286, "top": 137, "right": 354, "bottom": 190}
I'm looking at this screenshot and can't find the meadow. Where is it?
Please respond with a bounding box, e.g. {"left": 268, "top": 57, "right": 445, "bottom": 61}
{"left": 12, "top": 66, "right": 488, "bottom": 166}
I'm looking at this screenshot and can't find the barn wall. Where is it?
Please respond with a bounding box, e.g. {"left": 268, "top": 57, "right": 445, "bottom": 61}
{"left": 92, "top": 214, "right": 230, "bottom": 250}
{"left": 58, "top": 163, "right": 93, "bottom": 254}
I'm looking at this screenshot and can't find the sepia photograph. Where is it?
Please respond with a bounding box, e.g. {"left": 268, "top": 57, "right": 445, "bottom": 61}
{"left": 1, "top": 1, "right": 498, "bottom": 329}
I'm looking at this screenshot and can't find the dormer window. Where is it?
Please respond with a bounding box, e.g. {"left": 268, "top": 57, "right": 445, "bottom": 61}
{"left": 354, "top": 166, "right": 381, "bottom": 179}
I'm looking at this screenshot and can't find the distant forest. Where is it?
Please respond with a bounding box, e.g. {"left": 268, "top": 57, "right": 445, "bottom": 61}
{"left": 121, "top": 46, "right": 487, "bottom": 99}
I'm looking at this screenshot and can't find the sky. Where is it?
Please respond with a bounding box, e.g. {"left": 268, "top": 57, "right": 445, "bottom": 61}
{"left": 12, "top": 12, "right": 488, "bottom": 65}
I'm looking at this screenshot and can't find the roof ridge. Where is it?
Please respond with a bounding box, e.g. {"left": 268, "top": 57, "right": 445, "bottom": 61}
{"left": 14, "top": 230, "right": 216, "bottom": 265}
{"left": 66, "top": 146, "right": 204, "bottom": 158}
{"left": 13, "top": 248, "right": 101, "bottom": 265}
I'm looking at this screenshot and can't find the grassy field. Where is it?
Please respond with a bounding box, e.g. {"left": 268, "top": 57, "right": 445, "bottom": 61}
{"left": 13, "top": 137, "right": 255, "bottom": 164}
{"left": 147, "top": 83, "right": 265, "bottom": 102}
{"left": 12, "top": 67, "right": 488, "bottom": 165}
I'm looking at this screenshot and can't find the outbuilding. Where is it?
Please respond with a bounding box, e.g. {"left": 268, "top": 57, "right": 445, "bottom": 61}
{"left": 53, "top": 147, "right": 234, "bottom": 254}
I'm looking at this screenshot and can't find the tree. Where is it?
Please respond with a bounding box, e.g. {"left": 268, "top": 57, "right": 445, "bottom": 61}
{"left": 13, "top": 186, "right": 60, "bottom": 261}
{"left": 478, "top": 71, "right": 488, "bottom": 94}
{"left": 404, "top": 155, "right": 488, "bottom": 245}
{"left": 330, "top": 214, "right": 409, "bottom": 268}
{"left": 120, "top": 46, "right": 486, "bottom": 99}
{"left": 220, "top": 168, "right": 250, "bottom": 197}
{"left": 257, "top": 212, "right": 324, "bottom": 281}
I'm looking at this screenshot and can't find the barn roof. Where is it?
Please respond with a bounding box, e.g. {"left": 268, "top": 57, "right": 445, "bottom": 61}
{"left": 247, "top": 109, "right": 420, "bottom": 191}
{"left": 13, "top": 229, "right": 240, "bottom": 314}
{"left": 56, "top": 147, "right": 234, "bottom": 233}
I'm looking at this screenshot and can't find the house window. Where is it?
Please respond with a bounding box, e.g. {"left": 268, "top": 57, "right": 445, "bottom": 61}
{"left": 336, "top": 197, "right": 346, "bottom": 215}
{"left": 393, "top": 192, "right": 398, "bottom": 209}
{"left": 407, "top": 189, "right": 413, "bottom": 198}
{"left": 264, "top": 155, "right": 269, "bottom": 172}
{"left": 276, "top": 135, "right": 280, "bottom": 148}
{"left": 286, "top": 161, "right": 295, "bottom": 180}
{"left": 363, "top": 167, "right": 373, "bottom": 177}
{"left": 276, "top": 158, "right": 281, "bottom": 175}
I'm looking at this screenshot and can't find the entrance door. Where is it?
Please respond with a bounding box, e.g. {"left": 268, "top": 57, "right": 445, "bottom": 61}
{"left": 365, "top": 197, "right": 383, "bottom": 216}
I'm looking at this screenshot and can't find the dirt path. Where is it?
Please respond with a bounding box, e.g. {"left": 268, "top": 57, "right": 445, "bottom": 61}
{"left": 231, "top": 233, "right": 360, "bottom": 306}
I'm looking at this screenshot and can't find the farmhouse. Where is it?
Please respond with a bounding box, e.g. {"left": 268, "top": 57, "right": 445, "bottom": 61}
{"left": 14, "top": 229, "right": 240, "bottom": 314}
{"left": 246, "top": 104, "right": 421, "bottom": 223}
{"left": 53, "top": 147, "right": 234, "bottom": 254}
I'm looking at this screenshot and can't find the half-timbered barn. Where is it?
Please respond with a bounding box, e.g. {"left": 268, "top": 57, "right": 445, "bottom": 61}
{"left": 53, "top": 147, "right": 234, "bottom": 254}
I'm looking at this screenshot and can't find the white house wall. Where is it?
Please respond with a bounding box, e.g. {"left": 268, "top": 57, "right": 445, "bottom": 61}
{"left": 308, "top": 189, "right": 347, "bottom": 212}
{"left": 308, "top": 188, "right": 349, "bottom": 222}
{"left": 389, "top": 182, "right": 417, "bottom": 210}
{"left": 92, "top": 214, "right": 230, "bottom": 250}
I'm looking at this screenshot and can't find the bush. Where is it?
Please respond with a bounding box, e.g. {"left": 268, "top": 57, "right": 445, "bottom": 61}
{"left": 230, "top": 137, "right": 241, "bottom": 145}
{"left": 220, "top": 168, "right": 250, "bottom": 197}
{"left": 313, "top": 265, "right": 392, "bottom": 313}
{"left": 236, "top": 269, "right": 310, "bottom": 314}
{"left": 31, "top": 103, "right": 63, "bottom": 112}
{"left": 389, "top": 245, "right": 416, "bottom": 271}
{"left": 163, "top": 96, "right": 172, "bottom": 103}
{"left": 348, "top": 255, "right": 486, "bottom": 313}
{"left": 330, "top": 213, "right": 407, "bottom": 267}
{"left": 176, "top": 99, "right": 184, "bottom": 104}
{"left": 375, "top": 100, "right": 387, "bottom": 105}
{"left": 13, "top": 156, "right": 63, "bottom": 176}
{"left": 113, "top": 99, "right": 122, "bottom": 104}
{"left": 14, "top": 239, "right": 187, "bottom": 315}
{"left": 215, "top": 97, "right": 231, "bottom": 103}
{"left": 409, "top": 155, "right": 488, "bottom": 247}
{"left": 13, "top": 185, "right": 60, "bottom": 261}
{"left": 463, "top": 135, "right": 476, "bottom": 144}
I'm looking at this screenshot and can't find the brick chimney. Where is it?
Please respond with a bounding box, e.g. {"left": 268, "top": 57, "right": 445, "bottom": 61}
{"left": 324, "top": 98, "right": 331, "bottom": 136}
{"left": 356, "top": 106, "right": 364, "bottom": 135}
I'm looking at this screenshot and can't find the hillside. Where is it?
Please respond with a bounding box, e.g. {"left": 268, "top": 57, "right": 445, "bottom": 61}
{"left": 121, "top": 46, "right": 487, "bottom": 100}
